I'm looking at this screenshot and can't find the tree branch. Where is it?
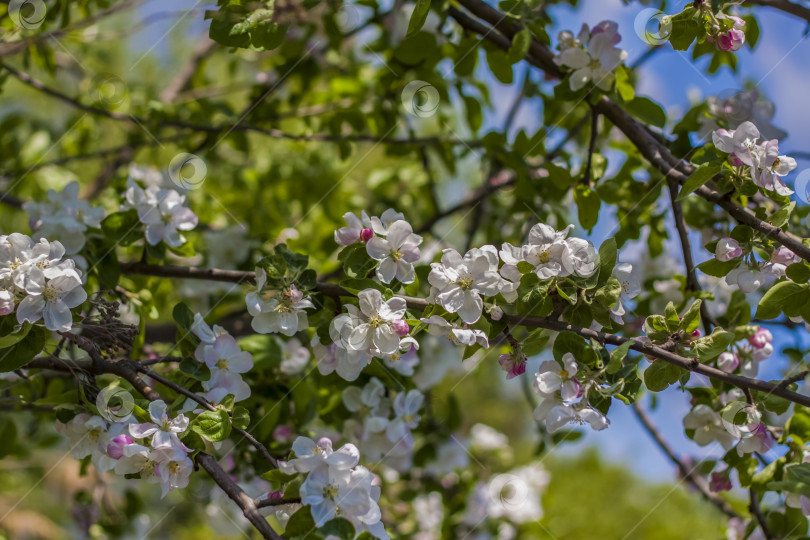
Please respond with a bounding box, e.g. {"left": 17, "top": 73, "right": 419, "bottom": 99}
{"left": 119, "top": 261, "right": 810, "bottom": 409}
{"left": 631, "top": 402, "right": 739, "bottom": 519}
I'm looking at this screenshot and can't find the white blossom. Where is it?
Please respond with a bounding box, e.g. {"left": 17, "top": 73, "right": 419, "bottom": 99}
{"left": 534, "top": 353, "right": 582, "bottom": 402}
{"left": 122, "top": 179, "right": 198, "bottom": 247}
{"left": 533, "top": 398, "right": 608, "bottom": 433}
{"left": 279, "top": 337, "right": 311, "bottom": 375}
{"left": 339, "top": 288, "right": 407, "bottom": 355}
{"left": 554, "top": 21, "right": 627, "bottom": 91}
{"left": 246, "top": 268, "right": 314, "bottom": 336}
{"left": 683, "top": 404, "right": 737, "bottom": 450}
{"left": 428, "top": 247, "right": 503, "bottom": 324}
{"left": 366, "top": 220, "right": 422, "bottom": 284}
{"left": 129, "top": 400, "right": 190, "bottom": 451}
{"left": 23, "top": 181, "right": 105, "bottom": 254}
{"left": 420, "top": 315, "right": 489, "bottom": 348}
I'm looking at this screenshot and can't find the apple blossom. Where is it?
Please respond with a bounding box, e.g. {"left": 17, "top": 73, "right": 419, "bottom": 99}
{"left": 772, "top": 246, "right": 801, "bottom": 267}
{"left": 534, "top": 353, "right": 582, "bottom": 402}
{"left": 715, "top": 238, "right": 742, "bottom": 262}
{"left": 725, "top": 265, "right": 765, "bottom": 294}
{"left": 498, "top": 352, "right": 527, "bottom": 379}
{"left": 123, "top": 179, "right": 198, "bottom": 247}
{"left": 610, "top": 262, "right": 641, "bottom": 324}
{"left": 718, "top": 352, "right": 739, "bottom": 373}
{"left": 748, "top": 328, "right": 773, "bottom": 349}
{"left": 198, "top": 333, "right": 253, "bottom": 401}
{"left": 247, "top": 268, "right": 314, "bottom": 336}
{"left": 753, "top": 139, "right": 796, "bottom": 195}
{"left": 736, "top": 422, "right": 774, "bottom": 457}
{"left": 366, "top": 220, "right": 422, "bottom": 284}
{"left": 342, "top": 288, "right": 407, "bottom": 355}
{"left": 313, "top": 334, "right": 371, "bottom": 381}
{"left": 533, "top": 398, "right": 608, "bottom": 433}
{"left": 23, "top": 181, "right": 105, "bottom": 254}
{"left": 420, "top": 315, "right": 489, "bottom": 348}
{"left": 279, "top": 337, "right": 311, "bottom": 375}
{"left": 379, "top": 337, "right": 420, "bottom": 376}
{"left": 155, "top": 450, "right": 194, "bottom": 497}
{"left": 554, "top": 20, "right": 628, "bottom": 91}
{"left": 107, "top": 434, "right": 134, "bottom": 459}
{"left": 682, "top": 405, "right": 737, "bottom": 450}
{"left": 428, "top": 247, "right": 503, "bottom": 324}
{"left": 714, "top": 16, "right": 745, "bottom": 52}
{"left": 385, "top": 389, "right": 423, "bottom": 443}
{"left": 16, "top": 266, "right": 87, "bottom": 332}
{"left": 335, "top": 210, "right": 373, "bottom": 246}
{"left": 713, "top": 122, "right": 761, "bottom": 167}
{"left": 129, "top": 400, "right": 190, "bottom": 451}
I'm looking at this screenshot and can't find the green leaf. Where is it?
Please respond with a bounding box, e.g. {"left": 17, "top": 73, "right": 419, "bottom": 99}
{"left": 614, "top": 66, "right": 634, "bottom": 102}
{"left": 696, "top": 258, "right": 739, "bottom": 278}
{"left": 486, "top": 49, "right": 513, "bottom": 84}
{"left": 320, "top": 518, "right": 356, "bottom": 539}
{"left": 179, "top": 357, "right": 210, "bottom": 381}
{"left": 623, "top": 96, "right": 666, "bottom": 128}
{"left": 507, "top": 27, "right": 531, "bottom": 64}
{"left": 232, "top": 406, "right": 250, "bottom": 430}
{"left": 284, "top": 507, "right": 316, "bottom": 536}
{"left": 517, "top": 261, "right": 535, "bottom": 274}
{"left": 344, "top": 247, "right": 377, "bottom": 279}
{"left": 756, "top": 281, "right": 807, "bottom": 319}
{"left": 0, "top": 326, "right": 48, "bottom": 372}
{"left": 678, "top": 300, "right": 702, "bottom": 333}
{"left": 664, "top": 302, "right": 680, "bottom": 332}
{"left": 643, "top": 315, "right": 670, "bottom": 343}
{"left": 677, "top": 163, "right": 722, "bottom": 201}
{"left": 596, "top": 238, "right": 617, "bottom": 287}
{"left": 607, "top": 341, "right": 633, "bottom": 374}
{"left": 669, "top": 17, "right": 700, "bottom": 51}
{"left": 101, "top": 209, "right": 142, "bottom": 247}
{"left": 594, "top": 278, "right": 622, "bottom": 308}
{"left": 644, "top": 360, "right": 682, "bottom": 392}
{"left": 192, "top": 409, "right": 232, "bottom": 442}
{"left": 574, "top": 184, "right": 601, "bottom": 231}
{"left": 0, "top": 321, "right": 31, "bottom": 348}
{"left": 768, "top": 201, "right": 795, "bottom": 228}
{"left": 407, "top": 0, "right": 432, "bottom": 36}
{"left": 787, "top": 263, "right": 810, "bottom": 284}
{"left": 691, "top": 329, "right": 735, "bottom": 360}
{"left": 173, "top": 302, "right": 196, "bottom": 333}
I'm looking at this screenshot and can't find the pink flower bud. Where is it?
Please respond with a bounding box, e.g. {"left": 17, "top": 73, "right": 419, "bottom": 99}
{"left": 0, "top": 290, "right": 13, "bottom": 316}
{"left": 716, "top": 26, "right": 745, "bottom": 52}
{"left": 728, "top": 153, "right": 744, "bottom": 167}
{"left": 488, "top": 305, "right": 504, "bottom": 321}
{"left": 748, "top": 328, "right": 772, "bottom": 349}
{"left": 391, "top": 318, "right": 410, "bottom": 337}
{"left": 691, "top": 329, "right": 701, "bottom": 338}
{"left": 715, "top": 237, "right": 742, "bottom": 262}
{"left": 498, "top": 353, "right": 526, "bottom": 379}
{"left": 710, "top": 472, "right": 732, "bottom": 492}
{"left": 316, "top": 437, "right": 333, "bottom": 450}
{"left": 273, "top": 424, "right": 292, "bottom": 442}
{"left": 360, "top": 228, "right": 374, "bottom": 242}
{"left": 772, "top": 246, "right": 800, "bottom": 266}
{"left": 107, "top": 434, "right": 133, "bottom": 459}
{"left": 718, "top": 352, "right": 739, "bottom": 373}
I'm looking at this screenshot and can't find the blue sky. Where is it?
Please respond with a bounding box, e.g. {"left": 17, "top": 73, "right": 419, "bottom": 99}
{"left": 127, "top": 0, "right": 810, "bottom": 482}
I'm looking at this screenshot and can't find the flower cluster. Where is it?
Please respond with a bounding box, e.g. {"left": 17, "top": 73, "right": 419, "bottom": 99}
{"left": 715, "top": 327, "right": 774, "bottom": 377}
{"left": 324, "top": 288, "right": 412, "bottom": 380}
{"left": 683, "top": 394, "right": 774, "bottom": 458}
{"left": 335, "top": 209, "right": 423, "bottom": 284}
{"left": 246, "top": 267, "right": 314, "bottom": 336}
{"left": 709, "top": 15, "right": 746, "bottom": 52}
{"left": 56, "top": 400, "right": 193, "bottom": 498}
{"left": 121, "top": 178, "right": 198, "bottom": 247}
{"left": 0, "top": 234, "right": 86, "bottom": 331}
{"left": 533, "top": 353, "right": 609, "bottom": 433}
{"left": 341, "top": 378, "right": 424, "bottom": 471}
{"left": 713, "top": 121, "right": 797, "bottom": 197}
{"left": 714, "top": 234, "right": 801, "bottom": 293}
{"left": 23, "top": 181, "right": 105, "bottom": 254}
{"left": 554, "top": 21, "right": 628, "bottom": 91}
{"left": 500, "top": 223, "right": 598, "bottom": 284}
{"left": 280, "top": 436, "right": 388, "bottom": 538}
{"left": 190, "top": 313, "right": 254, "bottom": 403}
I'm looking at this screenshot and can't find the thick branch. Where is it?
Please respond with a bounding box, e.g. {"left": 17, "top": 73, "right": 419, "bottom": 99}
{"left": 631, "top": 402, "right": 739, "bottom": 519}
{"left": 119, "top": 262, "right": 810, "bottom": 408}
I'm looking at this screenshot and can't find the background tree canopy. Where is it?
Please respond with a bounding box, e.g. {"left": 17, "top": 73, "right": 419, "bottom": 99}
{"left": 2, "top": 0, "right": 810, "bottom": 538}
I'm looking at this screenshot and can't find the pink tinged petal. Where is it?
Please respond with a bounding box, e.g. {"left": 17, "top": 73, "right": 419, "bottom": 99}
{"left": 128, "top": 423, "right": 159, "bottom": 439}
{"left": 457, "top": 292, "right": 483, "bottom": 324}
{"left": 395, "top": 259, "right": 415, "bottom": 284}
{"left": 43, "top": 301, "right": 73, "bottom": 332}
{"left": 365, "top": 237, "right": 391, "bottom": 260}
{"left": 335, "top": 227, "right": 360, "bottom": 245}
{"left": 144, "top": 223, "right": 166, "bottom": 245}
{"left": 16, "top": 295, "right": 45, "bottom": 325}
{"left": 376, "top": 257, "right": 397, "bottom": 283}
{"left": 227, "top": 351, "right": 253, "bottom": 373}
{"left": 385, "top": 220, "right": 413, "bottom": 248}
{"left": 149, "top": 400, "right": 168, "bottom": 424}
{"left": 373, "top": 325, "right": 400, "bottom": 355}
